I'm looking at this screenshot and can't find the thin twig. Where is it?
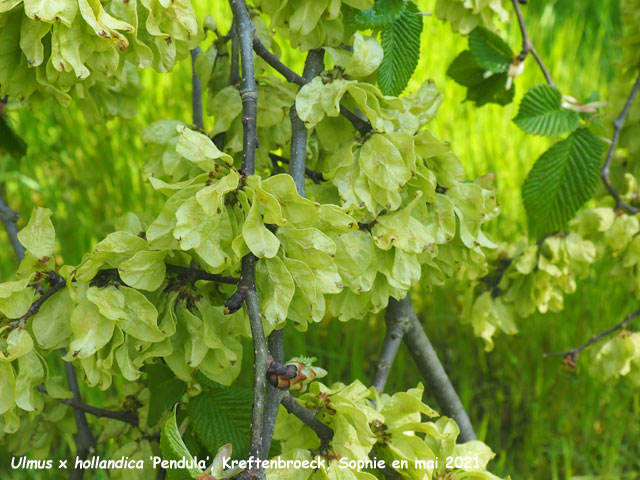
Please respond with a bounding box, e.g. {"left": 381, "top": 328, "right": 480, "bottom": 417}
{"left": 511, "top": 0, "right": 555, "bottom": 86}
{"left": 165, "top": 264, "right": 239, "bottom": 284}
{"left": 191, "top": 47, "right": 204, "bottom": 130}
{"left": 8, "top": 271, "right": 66, "bottom": 327}
{"left": 339, "top": 105, "right": 373, "bottom": 136}
{"left": 93, "top": 265, "right": 238, "bottom": 286}
{"left": 390, "top": 297, "right": 477, "bottom": 442}
{"left": 269, "top": 154, "right": 325, "bottom": 184}
{"left": 0, "top": 194, "right": 25, "bottom": 261}
{"left": 281, "top": 393, "right": 334, "bottom": 451}
{"left": 544, "top": 307, "right": 640, "bottom": 363}
{"left": 600, "top": 70, "right": 640, "bottom": 214}
{"left": 37, "top": 384, "right": 138, "bottom": 426}
{"left": 228, "top": 1, "right": 268, "bottom": 477}
{"left": 253, "top": 37, "right": 305, "bottom": 86}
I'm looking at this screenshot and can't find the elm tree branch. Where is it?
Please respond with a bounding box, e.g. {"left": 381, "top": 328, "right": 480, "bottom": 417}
{"left": 544, "top": 307, "right": 640, "bottom": 363}
{"left": 0, "top": 194, "right": 25, "bottom": 261}
{"left": 289, "top": 49, "right": 325, "bottom": 197}
{"left": 281, "top": 392, "right": 334, "bottom": 451}
{"left": 262, "top": 330, "right": 286, "bottom": 456}
{"left": 252, "top": 38, "right": 373, "bottom": 136}
{"left": 60, "top": 359, "right": 96, "bottom": 480}
{"left": 228, "top": 1, "right": 268, "bottom": 476}
{"left": 262, "top": 49, "right": 326, "bottom": 456}
{"left": 165, "top": 264, "right": 239, "bottom": 284}
{"left": 269, "top": 153, "right": 325, "bottom": 184}
{"left": 600, "top": 70, "right": 640, "bottom": 214}
{"left": 511, "top": 0, "right": 555, "bottom": 86}
{"left": 389, "top": 296, "right": 477, "bottom": 442}
{"left": 229, "top": 20, "right": 240, "bottom": 86}
{"left": 37, "top": 384, "right": 138, "bottom": 427}
{"left": 253, "top": 37, "right": 305, "bottom": 86}
{"left": 190, "top": 47, "right": 204, "bottom": 130}
{"left": 372, "top": 303, "right": 413, "bottom": 392}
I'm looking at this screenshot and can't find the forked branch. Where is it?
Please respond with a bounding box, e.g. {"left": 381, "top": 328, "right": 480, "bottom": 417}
{"left": 511, "top": 0, "right": 555, "bottom": 86}
{"left": 387, "top": 297, "right": 477, "bottom": 442}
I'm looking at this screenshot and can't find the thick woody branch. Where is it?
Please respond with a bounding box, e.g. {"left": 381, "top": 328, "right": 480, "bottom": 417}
{"left": 191, "top": 47, "right": 204, "bottom": 130}
{"left": 511, "top": 0, "right": 555, "bottom": 86}
{"left": 600, "top": 70, "right": 640, "bottom": 214}
{"left": 389, "top": 296, "right": 477, "bottom": 442}
{"left": 228, "top": 2, "right": 268, "bottom": 478}
{"left": 372, "top": 305, "right": 412, "bottom": 392}
{"left": 281, "top": 393, "right": 334, "bottom": 451}
{"left": 262, "top": 330, "right": 285, "bottom": 456}
{"left": 262, "top": 49, "right": 326, "bottom": 457}
{"left": 0, "top": 194, "right": 25, "bottom": 261}
{"left": 289, "top": 49, "right": 325, "bottom": 196}
{"left": 544, "top": 307, "right": 640, "bottom": 363}
{"left": 229, "top": 21, "right": 240, "bottom": 86}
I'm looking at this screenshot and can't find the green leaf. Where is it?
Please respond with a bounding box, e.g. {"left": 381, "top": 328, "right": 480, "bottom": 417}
{"left": 0, "top": 326, "right": 34, "bottom": 362}
{"left": 68, "top": 300, "right": 116, "bottom": 358}
{"left": 187, "top": 386, "right": 252, "bottom": 460}
{"left": 446, "top": 50, "right": 485, "bottom": 87}
{"left": 87, "top": 286, "right": 165, "bottom": 342}
{"left": 378, "top": 2, "right": 423, "bottom": 96}
{"left": 468, "top": 26, "right": 513, "bottom": 73}
{"left": 0, "top": 362, "right": 15, "bottom": 414}
{"left": 31, "top": 288, "right": 73, "bottom": 350}
{"left": 160, "top": 405, "right": 202, "bottom": 480}
{"left": 118, "top": 250, "right": 167, "bottom": 291}
{"left": 0, "top": 276, "right": 35, "bottom": 319}
{"left": 146, "top": 362, "right": 187, "bottom": 427}
{"left": 256, "top": 255, "right": 295, "bottom": 324}
{"left": 522, "top": 128, "right": 604, "bottom": 238}
{"left": 514, "top": 84, "right": 581, "bottom": 136}
{"left": 349, "top": 0, "right": 407, "bottom": 29}
{"left": 17, "top": 207, "right": 55, "bottom": 259}
{"left": 466, "top": 73, "right": 514, "bottom": 106}
{"left": 359, "top": 133, "right": 411, "bottom": 191}
{"left": 242, "top": 190, "right": 280, "bottom": 259}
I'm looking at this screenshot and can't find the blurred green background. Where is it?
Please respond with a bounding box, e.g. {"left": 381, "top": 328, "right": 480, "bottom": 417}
{"left": 1, "top": 0, "right": 638, "bottom": 479}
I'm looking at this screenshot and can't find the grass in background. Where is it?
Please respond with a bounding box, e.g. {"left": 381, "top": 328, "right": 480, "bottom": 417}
{"left": 1, "top": 1, "right": 637, "bottom": 479}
